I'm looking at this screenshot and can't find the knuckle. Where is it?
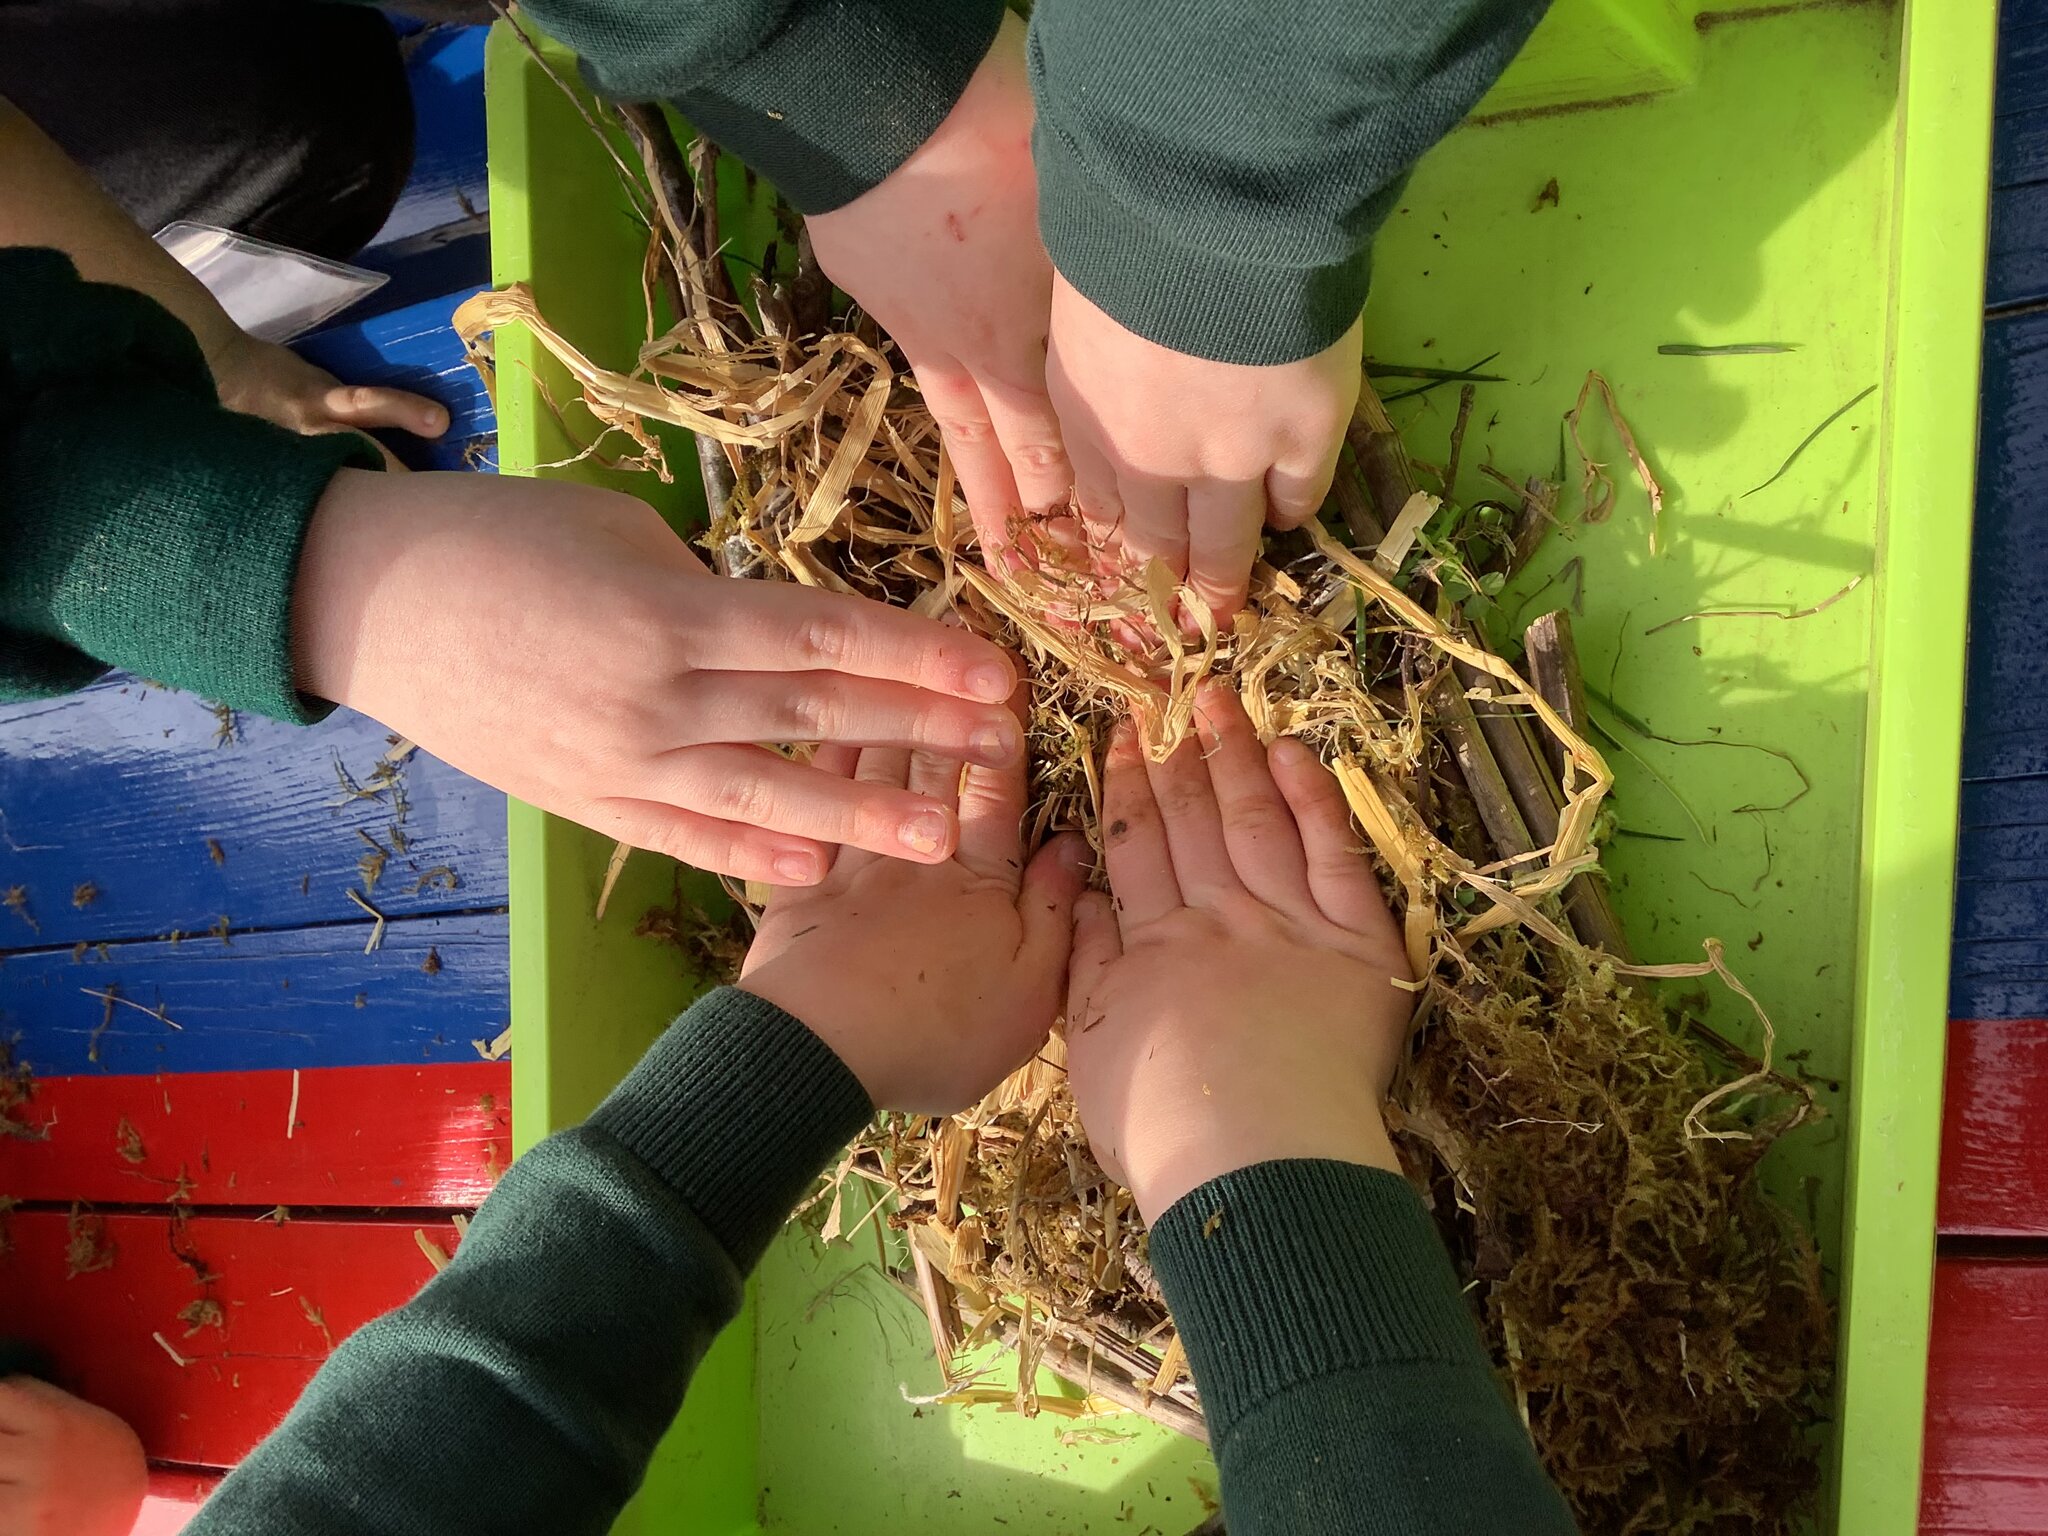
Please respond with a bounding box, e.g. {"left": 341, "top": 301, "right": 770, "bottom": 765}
{"left": 792, "top": 613, "right": 854, "bottom": 670}
{"left": 783, "top": 682, "right": 844, "bottom": 741}
{"left": 934, "top": 414, "right": 998, "bottom": 448}
{"left": 708, "top": 773, "right": 777, "bottom": 827}
{"left": 1012, "top": 440, "right": 1068, "bottom": 475}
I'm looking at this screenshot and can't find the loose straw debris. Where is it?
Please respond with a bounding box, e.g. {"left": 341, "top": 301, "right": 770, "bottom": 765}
{"left": 455, "top": 91, "right": 1832, "bottom": 1534}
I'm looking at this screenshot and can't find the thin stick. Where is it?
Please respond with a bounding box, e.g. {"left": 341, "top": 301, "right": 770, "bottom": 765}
{"left": 595, "top": 841, "right": 632, "bottom": 922}
{"left": 79, "top": 988, "right": 182, "bottom": 1032}
{"left": 1644, "top": 575, "right": 1863, "bottom": 636}
{"left": 1442, "top": 383, "right": 1477, "bottom": 502}
{"left": 1523, "top": 610, "right": 1590, "bottom": 783}
{"left": 1348, "top": 379, "right": 1423, "bottom": 528}
{"left": 285, "top": 1068, "right": 300, "bottom": 1141}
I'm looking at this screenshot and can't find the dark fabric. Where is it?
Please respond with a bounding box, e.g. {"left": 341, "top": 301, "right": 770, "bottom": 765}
{"left": 522, "top": 0, "right": 1008, "bottom": 214}
{"left": 0, "top": 1339, "right": 56, "bottom": 1384}
{"left": 181, "top": 987, "right": 1571, "bottom": 1534}
{"left": 0, "top": 0, "right": 414, "bottom": 258}
{"left": 185, "top": 987, "right": 873, "bottom": 1536}
{"left": 0, "top": 248, "right": 381, "bottom": 719}
{"left": 1149, "top": 1159, "right": 1578, "bottom": 1534}
{"left": 1028, "top": 0, "right": 1554, "bottom": 363}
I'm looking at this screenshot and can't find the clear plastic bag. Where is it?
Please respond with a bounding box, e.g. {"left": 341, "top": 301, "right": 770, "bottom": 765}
{"left": 155, "top": 222, "right": 386, "bottom": 342}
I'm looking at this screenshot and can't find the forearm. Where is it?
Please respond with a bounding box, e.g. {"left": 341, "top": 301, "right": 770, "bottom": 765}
{"left": 0, "top": 249, "right": 379, "bottom": 717}
{"left": 187, "top": 988, "right": 871, "bottom": 1536}
{"left": 1152, "top": 1160, "right": 1575, "bottom": 1535}
{"left": 512, "top": 0, "right": 1004, "bottom": 212}
{"left": 1027, "top": 0, "right": 1552, "bottom": 363}
{"left": 0, "top": 97, "right": 241, "bottom": 367}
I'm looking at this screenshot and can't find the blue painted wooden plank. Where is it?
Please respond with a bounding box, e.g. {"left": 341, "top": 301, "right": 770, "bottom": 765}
{"left": 351, "top": 24, "right": 491, "bottom": 326}
{"left": 0, "top": 911, "right": 507, "bottom": 1077}
{"left": 1960, "top": 776, "right": 2048, "bottom": 832}
{"left": 1951, "top": 936, "right": 2048, "bottom": 979}
{"left": 1954, "top": 877, "right": 2048, "bottom": 943}
{"left": 1952, "top": 975, "right": 2048, "bottom": 1021}
{"left": 1961, "top": 312, "right": 2048, "bottom": 782}
{"left": 0, "top": 674, "right": 505, "bottom": 951}
{"left": 294, "top": 286, "right": 495, "bottom": 472}
{"left": 1987, "top": 179, "right": 2048, "bottom": 311}
{"left": 1958, "top": 822, "right": 2048, "bottom": 886}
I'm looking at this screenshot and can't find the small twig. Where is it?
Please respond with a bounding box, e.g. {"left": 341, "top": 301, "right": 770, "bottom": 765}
{"left": 1442, "top": 383, "right": 1478, "bottom": 501}
{"left": 595, "top": 841, "right": 632, "bottom": 922}
{"left": 285, "top": 1068, "right": 301, "bottom": 1141}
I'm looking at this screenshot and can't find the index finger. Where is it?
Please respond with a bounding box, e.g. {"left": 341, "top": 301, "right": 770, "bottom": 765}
{"left": 702, "top": 582, "right": 1017, "bottom": 705}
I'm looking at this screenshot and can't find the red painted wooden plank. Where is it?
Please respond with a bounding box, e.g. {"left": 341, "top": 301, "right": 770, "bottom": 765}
{"left": 3, "top": 1062, "right": 510, "bottom": 1207}
{"left": 1921, "top": 1256, "right": 2048, "bottom": 1534}
{"left": 1940, "top": 1019, "right": 2048, "bottom": 1236}
{"left": 135, "top": 1468, "right": 218, "bottom": 1536}
{"left": 0, "top": 1210, "right": 462, "bottom": 1468}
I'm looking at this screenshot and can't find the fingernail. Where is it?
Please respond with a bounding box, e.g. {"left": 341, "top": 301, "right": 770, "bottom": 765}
{"left": 900, "top": 809, "right": 948, "bottom": 856}
{"left": 1271, "top": 736, "right": 1312, "bottom": 767}
{"left": 773, "top": 850, "right": 819, "bottom": 884}
{"left": 968, "top": 661, "right": 1015, "bottom": 702}
{"left": 972, "top": 718, "right": 1021, "bottom": 766}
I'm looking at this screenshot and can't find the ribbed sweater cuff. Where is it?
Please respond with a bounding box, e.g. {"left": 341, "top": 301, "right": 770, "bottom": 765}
{"left": 655, "top": 0, "right": 1005, "bottom": 214}
{"left": 0, "top": 382, "right": 377, "bottom": 723}
{"left": 1149, "top": 1160, "right": 1491, "bottom": 1443}
{"left": 1033, "top": 119, "right": 1382, "bottom": 367}
{"left": 587, "top": 986, "right": 873, "bottom": 1270}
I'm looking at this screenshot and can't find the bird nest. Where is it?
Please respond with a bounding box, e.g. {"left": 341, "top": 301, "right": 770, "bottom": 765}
{"left": 453, "top": 99, "right": 1834, "bottom": 1533}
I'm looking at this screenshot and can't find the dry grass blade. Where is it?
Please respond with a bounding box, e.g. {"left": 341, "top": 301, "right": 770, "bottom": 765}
{"left": 1565, "top": 371, "right": 1665, "bottom": 551}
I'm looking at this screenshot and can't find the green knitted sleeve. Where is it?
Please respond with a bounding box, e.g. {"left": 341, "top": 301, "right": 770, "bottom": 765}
{"left": 186, "top": 987, "right": 872, "bottom": 1536}
{"left": 516, "top": 0, "right": 1007, "bottom": 213}
{"left": 1028, "top": 0, "right": 1553, "bottom": 364}
{"left": 1150, "top": 1159, "right": 1577, "bottom": 1534}
{"left": 0, "top": 247, "right": 380, "bottom": 721}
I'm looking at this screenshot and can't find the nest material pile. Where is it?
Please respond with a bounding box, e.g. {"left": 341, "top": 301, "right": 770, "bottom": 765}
{"left": 454, "top": 99, "right": 1834, "bottom": 1533}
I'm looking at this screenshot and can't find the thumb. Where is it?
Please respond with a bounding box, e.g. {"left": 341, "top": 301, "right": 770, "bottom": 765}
{"left": 320, "top": 384, "right": 451, "bottom": 440}
{"left": 1017, "top": 831, "right": 1091, "bottom": 976}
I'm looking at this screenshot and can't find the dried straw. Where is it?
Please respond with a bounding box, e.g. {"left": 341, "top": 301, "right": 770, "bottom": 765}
{"left": 453, "top": 100, "right": 1831, "bottom": 1534}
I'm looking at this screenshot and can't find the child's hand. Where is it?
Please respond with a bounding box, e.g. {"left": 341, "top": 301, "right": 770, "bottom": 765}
{"left": 806, "top": 13, "right": 1070, "bottom": 560}
{"left": 1045, "top": 275, "right": 1361, "bottom": 621}
{"left": 738, "top": 734, "right": 1090, "bottom": 1113}
{"left": 293, "top": 469, "right": 1027, "bottom": 884}
{"left": 0, "top": 1377, "right": 148, "bottom": 1536}
{"left": 209, "top": 331, "right": 448, "bottom": 468}
{"left": 1065, "top": 686, "right": 1412, "bottom": 1222}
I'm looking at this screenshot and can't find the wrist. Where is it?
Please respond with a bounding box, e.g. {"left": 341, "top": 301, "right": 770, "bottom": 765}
{"left": 1125, "top": 1113, "right": 1402, "bottom": 1227}
{"left": 731, "top": 966, "right": 882, "bottom": 1105}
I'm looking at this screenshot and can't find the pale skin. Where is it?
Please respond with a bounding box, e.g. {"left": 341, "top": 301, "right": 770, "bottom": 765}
{"left": 738, "top": 723, "right": 1089, "bottom": 1112}
{"left": 1065, "top": 686, "right": 1412, "bottom": 1223}
{"left": 735, "top": 679, "right": 1415, "bottom": 1212}
{"left": 0, "top": 1376, "right": 148, "bottom": 1536}
{"left": 291, "top": 470, "right": 1029, "bottom": 884}
{"left": 808, "top": 21, "right": 1361, "bottom": 617}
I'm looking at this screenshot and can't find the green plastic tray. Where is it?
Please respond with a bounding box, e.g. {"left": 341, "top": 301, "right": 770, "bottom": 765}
{"left": 487, "top": 3, "right": 1995, "bottom": 1529}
